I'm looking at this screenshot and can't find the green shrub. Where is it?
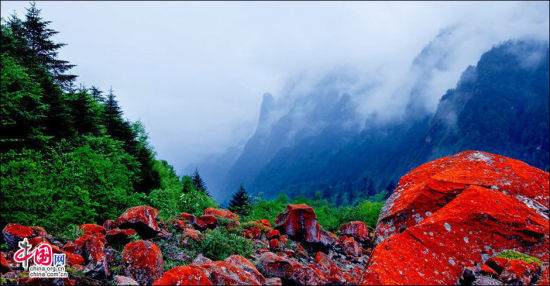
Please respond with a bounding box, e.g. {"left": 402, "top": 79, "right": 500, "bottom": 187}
{"left": 189, "top": 229, "right": 253, "bottom": 261}
{"left": 179, "top": 178, "right": 217, "bottom": 217}
{"left": 495, "top": 251, "right": 542, "bottom": 265}
{"left": 1, "top": 136, "right": 145, "bottom": 232}
{"left": 245, "top": 193, "right": 384, "bottom": 233}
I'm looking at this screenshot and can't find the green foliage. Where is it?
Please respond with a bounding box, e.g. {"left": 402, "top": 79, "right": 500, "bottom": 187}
{"left": 495, "top": 251, "right": 542, "bottom": 266}
{"left": 1, "top": 3, "right": 175, "bottom": 233}
{"left": 56, "top": 224, "right": 82, "bottom": 241}
{"left": 189, "top": 229, "right": 253, "bottom": 261}
{"left": 245, "top": 193, "right": 384, "bottom": 233}
{"left": 228, "top": 185, "right": 252, "bottom": 216}
{"left": 179, "top": 177, "right": 217, "bottom": 217}
{"left": 1, "top": 136, "right": 146, "bottom": 232}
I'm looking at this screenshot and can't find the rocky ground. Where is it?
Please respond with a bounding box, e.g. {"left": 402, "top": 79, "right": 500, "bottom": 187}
{"left": 1, "top": 151, "right": 549, "bottom": 285}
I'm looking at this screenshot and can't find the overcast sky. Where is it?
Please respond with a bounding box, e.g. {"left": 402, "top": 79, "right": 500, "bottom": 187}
{"left": 1, "top": 1, "right": 548, "bottom": 174}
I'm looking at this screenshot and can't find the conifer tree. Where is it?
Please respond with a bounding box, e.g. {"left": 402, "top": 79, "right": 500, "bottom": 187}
{"left": 89, "top": 86, "right": 105, "bottom": 103}
{"left": 228, "top": 185, "right": 252, "bottom": 216}
{"left": 192, "top": 169, "right": 209, "bottom": 196}
{"left": 22, "top": 2, "right": 76, "bottom": 89}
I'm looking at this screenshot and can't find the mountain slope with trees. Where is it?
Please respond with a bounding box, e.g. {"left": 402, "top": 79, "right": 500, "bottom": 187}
{"left": 228, "top": 39, "right": 549, "bottom": 204}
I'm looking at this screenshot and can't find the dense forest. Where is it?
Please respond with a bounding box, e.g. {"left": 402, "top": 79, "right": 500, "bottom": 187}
{"left": 0, "top": 3, "right": 383, "bottom": 235}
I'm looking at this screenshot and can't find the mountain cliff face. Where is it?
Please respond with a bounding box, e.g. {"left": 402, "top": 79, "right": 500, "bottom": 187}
{"left": 224, "top": 39, "right": 549, "bottom": 203}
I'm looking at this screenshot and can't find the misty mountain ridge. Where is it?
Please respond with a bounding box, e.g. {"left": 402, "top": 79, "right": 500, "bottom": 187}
{"left": 190, "top": 36, "right": 549, "bottom": 204}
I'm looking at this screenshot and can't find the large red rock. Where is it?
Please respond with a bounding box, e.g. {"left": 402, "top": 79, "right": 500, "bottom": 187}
{"left": 203, "top": 208, "right": 238, "bottom": 220}
{"left": 256, "top": 252, "right": 327, "bottom": 285}
{"left": 153, "top": 266, "right": 212, "bottom": 286}
{"left": 66, "top": 234, "right": 109, "bottom": 278}
{"left": 198, "top": 214, "right": 218, "bottom": 229}
{"left": 1, "top": 252, "right": 11, "bottom": 273}
{"left": 275, "top": 204, "right": 335, "bottom": 251}
{"left": 79, "top": 224, "right": 106, "bottom": 236}
{"left": 122, "top": 240, "right": 164, "bottom": 285}
{"left": 499, "top": 259, "right": 541, "bottom": 285}
{"left": 225, "top": 255, "right": 266, "bottom": 284}
{"left": 116, "top": 206, "right": 162, "bottom": 238}
{"left": 339, "top": 221, "right": 370, "bottom": 242}
{"left": 363, "top": 151, "right": 549, "bottom": 285}
{"left": 190, "top": 258, "right": 264, "bottom": 285}
{"left": 2, "top": 223, "right": 36, "bottom": 247}
{"left": 29, "top": 237, "right": 84, "bottom": 266}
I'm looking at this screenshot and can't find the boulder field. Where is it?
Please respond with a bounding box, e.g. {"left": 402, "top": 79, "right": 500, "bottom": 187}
{"left": 1, "top": 151, "right": 548, "bottom": 285}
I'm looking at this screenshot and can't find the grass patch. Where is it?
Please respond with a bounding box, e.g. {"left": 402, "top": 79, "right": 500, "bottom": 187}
{"left": 495, "top": 250, "right": 541, "bottom": 266}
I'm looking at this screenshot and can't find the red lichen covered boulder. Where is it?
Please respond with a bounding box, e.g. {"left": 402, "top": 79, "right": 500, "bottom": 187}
{"left": 2, "top": 223, "right": 36, "bottom": 247}
{"left": 203, "top": 208, "right": 238, "bottom": 220}
{"left": 275, "top": 204, "right": 335, "bottom": 251}
{"left": 266, "top": 229, "right": 281, "bottom": 239}
{"left": 67, "top": 234, "right": 109, "bottom": 278}
{"left": 114, "top": 275, "right": 139, "bottom": 285}
{"left": 1, "top": 252, "right": 11, "bottom": 273}
{"left": 341, "top": 236, "right": 360, "bottom": 257}
{"left": 122, "top": 240, "right": 164, "bottom": 285}
{"left": 79, "top": 224, "right": 106, "bottom": 236}
{"left": 29, "top": 237, "right": 84, "bottom": 266}
{"left": 170, "top": 220, "right": 187, "bottom": 232}
{"left": 339, "top": 221, "right": 369, "bottom": 242}
{"left": 375, "top": 151, "right": 549, "bottom": 244}
{"left": 362, "top": 151, "right": 549, "bottom": 285}
{"left": 153, "top": 266, "right": 212, "bottom": 286}
{"left": 106, "top": 228, "right": 137, "bottom": 244}
{"left": 499, "top": 259, "right": 541, "bottom": 285}
{"left": 225, "top": 255, "right": 265, "bottom": 284}
{"left": 256, "top": 252, "right": 327, "bottom": 285}
{"left": 116, "top": 206, "right": 162, "bottom": 238}
{"left": 198, "top": 214, "right": 218, "bottom": 229}
{"left": 190, "top": 259, "right": 264, "bottom": 285}
{"left": 269, "top": 238, "right": 281, "bottom": 251}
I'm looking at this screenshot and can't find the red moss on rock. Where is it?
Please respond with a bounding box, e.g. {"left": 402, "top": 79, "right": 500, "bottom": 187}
{"left": 275, "top": 204, "right": 335, "bottom": 251}
{"left": 122, "top": 240, "right": 164, "bottom": 285}
{"left": 203, "top": 208, "right": 238, "bottom": 220}
{"left": 1, "top": 252, "right": 11, "bottom": 273}
{"left": 153, "top": 266, "right": 211, "bottom": 286}
{"left": 266, "top": 229, "right": 280, "bottom": 239}
{"left": 29, "top": 237, "right": 84, "bottom": 266}
{"left": 225, "top": 255, "right": 266, "bottom": 284}
{"left": 190, "top": 258, "right": 264, "bottom": 285}
{"left": 170, "top": 219, "right": 187, "bottom": 232}
{"left": 116, "top": 206, "right": 162, "bottom": 238}
{"left": 342, "top": 236, "right": 360, "bottom": 257}
{"left": 499, "top": 259, "right": 541, "bottom": 285}
{"left": 2, "top": 223, "right": 36, "bottom": 247}
{"left": 339, "top": 221, "right": 369, "bottom": 242}
{"left": 364, "top": 186, "right": 549, "bottom": 284}
{"left": 269, "top": 238, "right": 281, "bottom": 251}
{"left": 375, "top": 151, "right": 549, "bottom": 244}
{"left": 198, "top": 214, "right": 218, "bottom": 229}
{"left": 79, "top": 224, "right": 106, "bottom": 236}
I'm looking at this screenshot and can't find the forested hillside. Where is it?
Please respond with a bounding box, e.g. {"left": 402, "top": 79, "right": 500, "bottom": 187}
{"left": 0, "top": 4, "right": 217, "bottom": 232}
{"left": 225, "top": 39, "right": 549, "bottom": 204}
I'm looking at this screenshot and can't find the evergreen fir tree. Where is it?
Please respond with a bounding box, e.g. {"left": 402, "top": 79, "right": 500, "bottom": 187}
{"left": 228, "top": 185, "right": 252, "bottom": 216}
{"left": 22, "top": 2, "right": 76, "bottom": 89}
{"left": 192, "top": 169, "right": 209, "bottom": 196}
{"left": 89, "top": 86, "right": 105, "bottom": 103}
